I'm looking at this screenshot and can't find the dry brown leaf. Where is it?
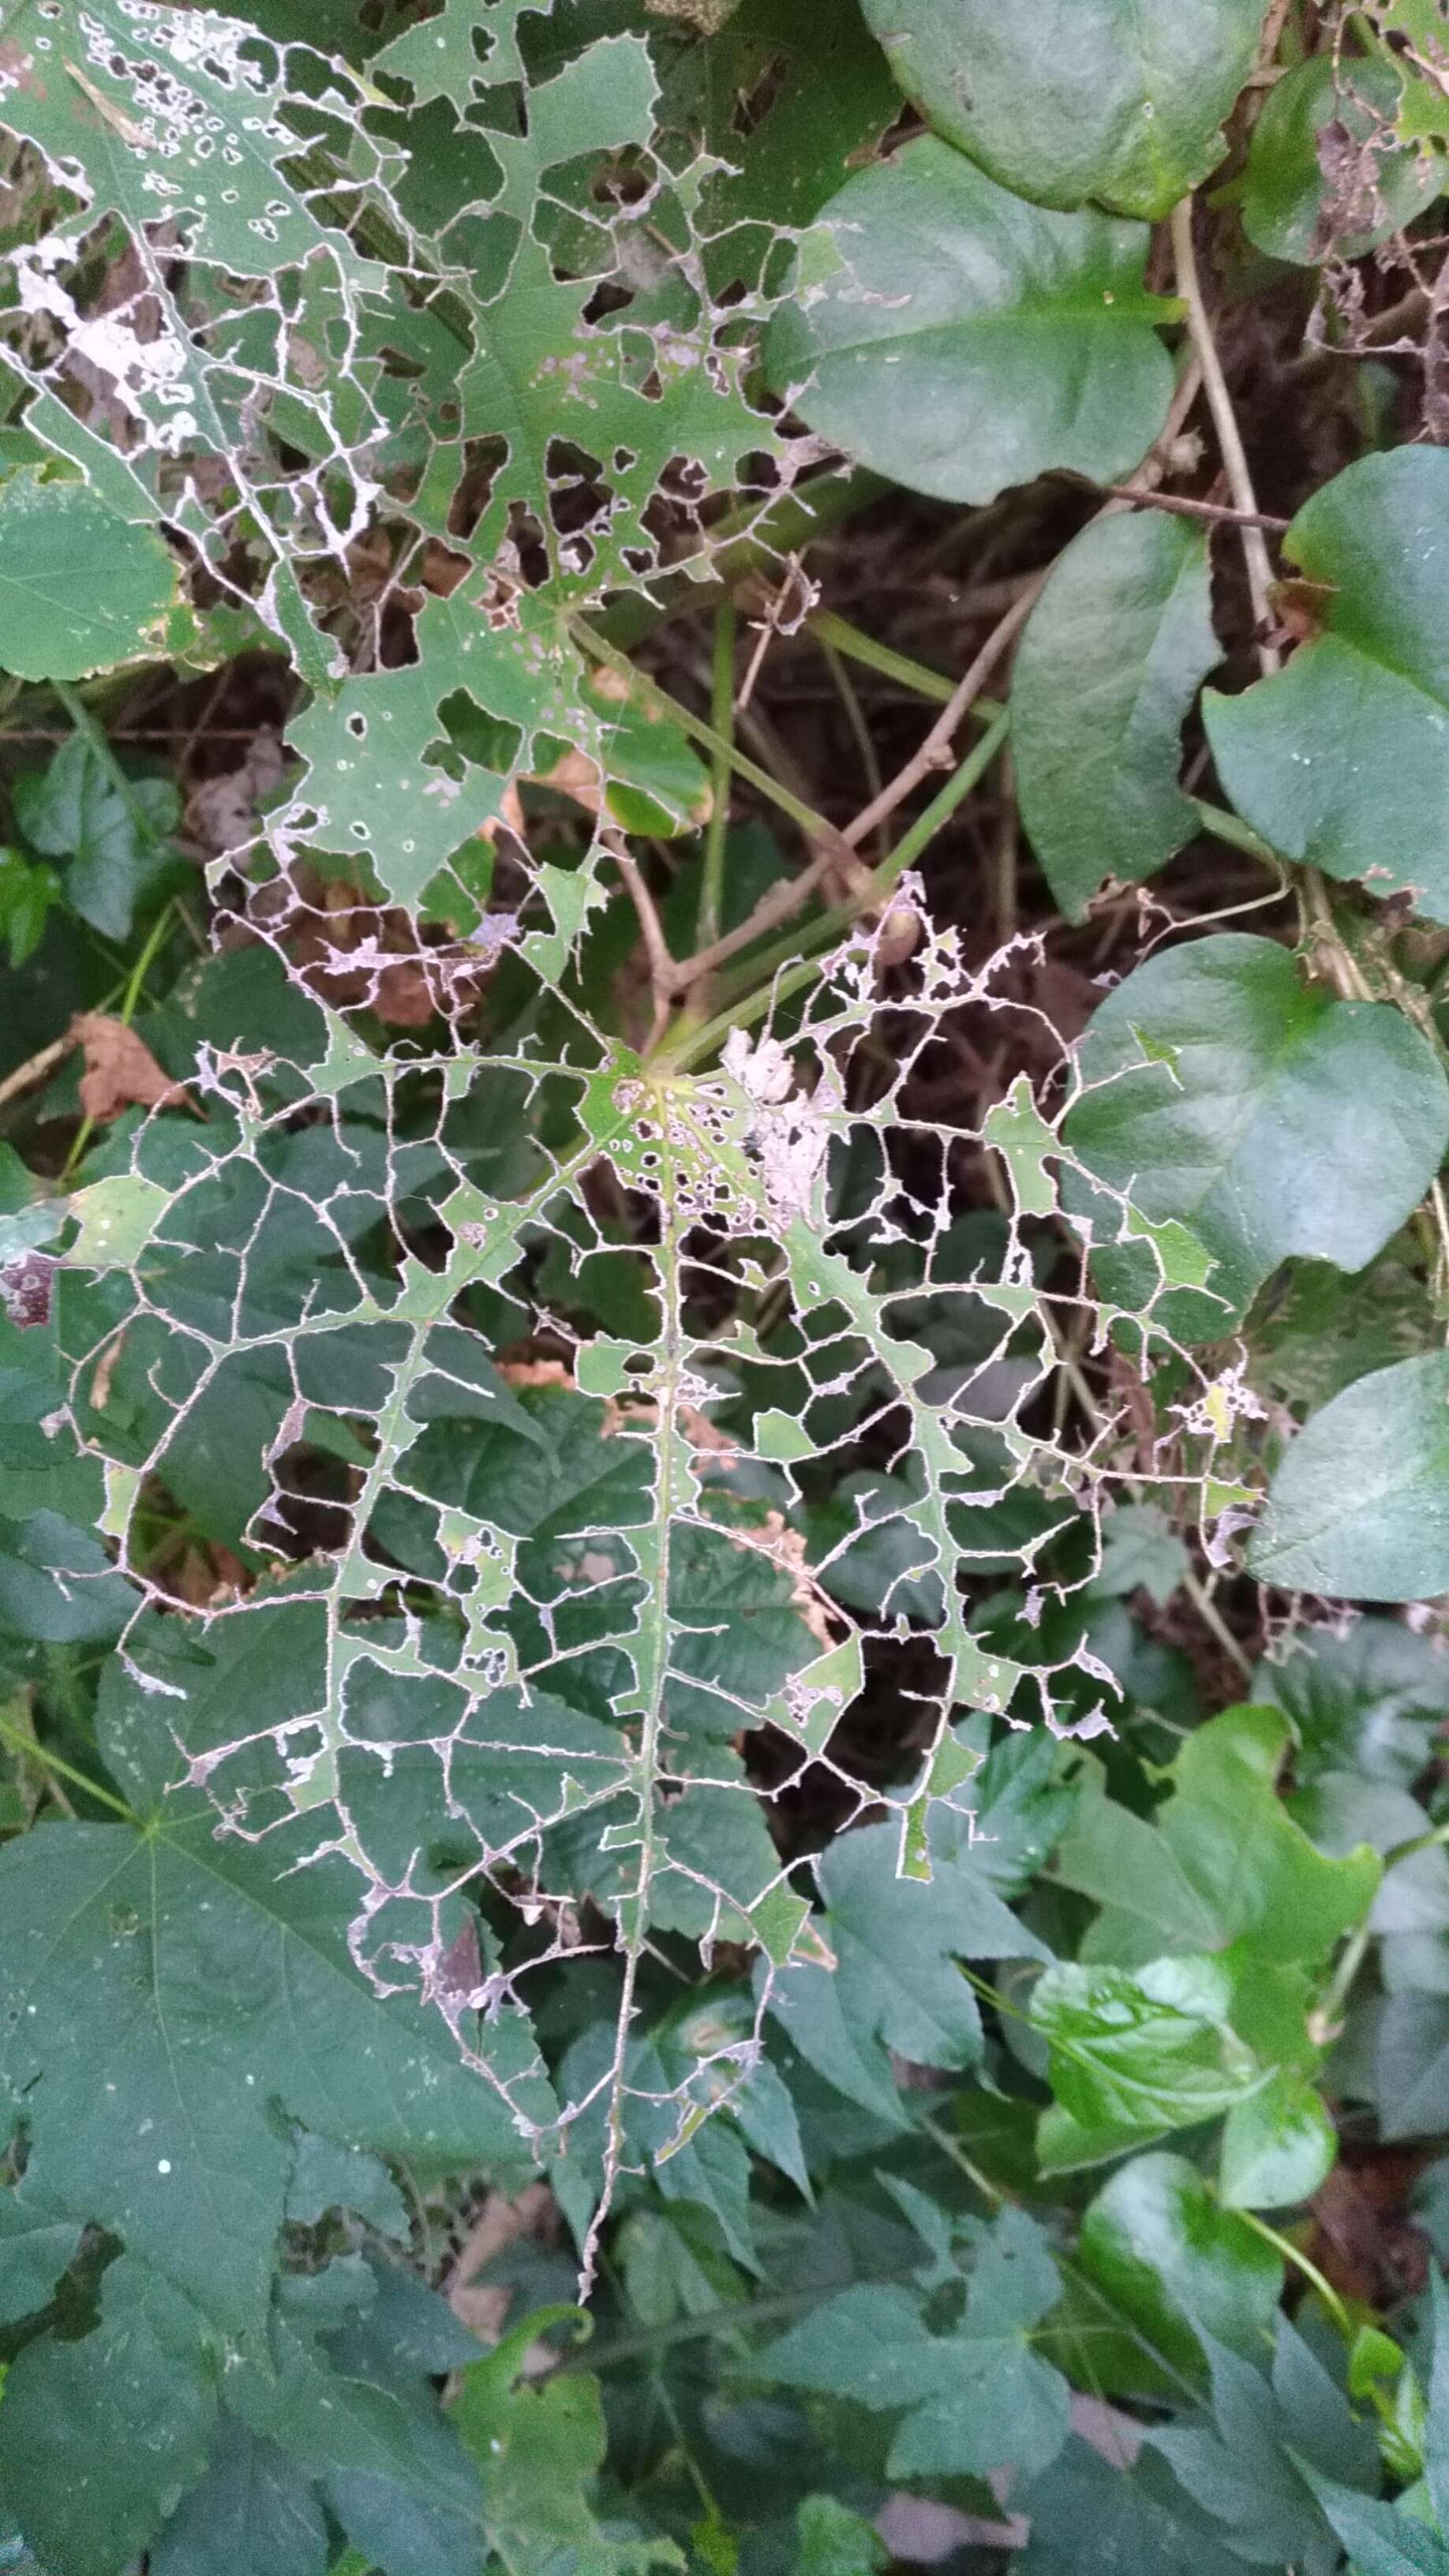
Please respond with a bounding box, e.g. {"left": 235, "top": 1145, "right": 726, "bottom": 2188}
{"left": 71, "top": 1014, "right": 193, "bottom": 1123}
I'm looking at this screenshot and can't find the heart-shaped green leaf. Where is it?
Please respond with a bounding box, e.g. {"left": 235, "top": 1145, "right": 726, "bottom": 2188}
{"left": 766, "top": 137, "right": 1178, "bottom": 506}
{"left": 859, "top": 0, "right": 1264, "bottom": 218}
{"left": 1205, "top": 448, "right": 1449, "bottom": 919}
{"left": 1013, "top": 511, "right": 1220, "bottom": 919}
{"left": 1249, "top": 1351, "right": 1449, "bottom": 1601}
{"left": 1063, "top": 934, "right": 1449, "bottom": 1333}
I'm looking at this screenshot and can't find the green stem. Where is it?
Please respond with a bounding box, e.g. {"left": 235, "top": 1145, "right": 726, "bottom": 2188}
{"left": 52, "top": 680, "right": 167, "bottom": 854}
{"left": 654, "top": 708, "right": 1009, "bottom": 1074}
{"left": 1235, "top": 2207, "right": 1354, "bottom": 2339}
{"left": 569, "top": 616, "right": 838, "bottom": 850}
{"left": 1185, "top": 796, "right": 1279, "bottom": 867}
{"left": 698, "top": 601, "right": 736, "bottom": 949}
{"left": 0, "top": 1708, "right": 134, "bottom": 1823}
{"left": 808, "top": 608, "right": 1003, "bottom": 722}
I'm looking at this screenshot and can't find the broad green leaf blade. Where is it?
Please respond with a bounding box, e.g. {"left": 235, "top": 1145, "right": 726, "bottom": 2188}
{"left": 0, "top": 471, "right": 183, "bottom": 682}
{"left": 1242, "top": 53, "right": 1441, "bottom": 264}
{"left": 859, "top": 0, "right": 1264, "bottom": 218}
{"left": 766, "top": 137, "right": 1178, "bottom": 507}
{"left": 452, "top": 2331, "right": 684, "bottom": 2576}
{"left": 759, "top": 2211, "right": 1069, "bottom": 2485}
{"left": 1377, "top": 1990, "right": 1449, "bottom": 2137}
{"left": 0, "top": 1792, "right": 548, "bottom": 2355}
{"left": 1253, "top": 1616, "right": 1449, "bottom": 1790}
{"left": 148, "top": 2423, "right": 329, "bottom": 2576}
{"left": 1248, "top": 1353, "right": 1449, "bottom": 1600}
{"left": 1030, "top": 1954, "right": 1268, "bottom": 2170}
{"left": 1297, "top": 2467, "right": 1449, "bottom": 2576}
{"left": 1063, "top": 934, "right": 1449, "bottom": 1329}
{"left": 1205, "top": 449, "right": 1449, "bottom": 919}
{"left": 0, "top": 2191, "right": 84, "bottom": 2323}
{"left": 1012, "top": 513, "right": 1219, "bottom": 919}
{"left": 1218, "top": 2070, "right": 1337, "bottom": 2209}
{"left": 1077, "top": 2152, "right": 1283, "bottom": 2380}
{"left": 1020, "top": 2437, "right": 1254, "bottom": 2576}
{"left": 0, "top": 2257, "right": 217, "bottom": 2576}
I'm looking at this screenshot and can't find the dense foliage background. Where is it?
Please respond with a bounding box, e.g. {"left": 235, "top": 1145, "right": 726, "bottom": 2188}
{"left": 2, "top": 2, "right": 1449, "bottom": 2570}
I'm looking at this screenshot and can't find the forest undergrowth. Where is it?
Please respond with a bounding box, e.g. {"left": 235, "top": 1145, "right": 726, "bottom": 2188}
{"left": 2, "top": 3, "right": 1449, "bottom": 2572}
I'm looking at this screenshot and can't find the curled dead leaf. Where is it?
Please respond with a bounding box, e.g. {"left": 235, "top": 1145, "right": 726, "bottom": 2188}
{"left": 71, "top": 1014, "right": 193, "bottom": 1123}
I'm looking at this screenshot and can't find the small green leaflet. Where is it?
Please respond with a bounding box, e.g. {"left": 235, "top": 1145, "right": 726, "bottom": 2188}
{"left": 759, "top": 2207, "right": 1070, "bottom": 2486}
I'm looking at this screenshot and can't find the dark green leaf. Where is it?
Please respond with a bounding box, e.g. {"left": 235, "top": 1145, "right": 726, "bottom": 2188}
{"left": 1253, "top": 1617, "right": 1449, "bottom": 1790}
{"left": 1248, "top": 1353, "right": 1449, "bottom": 1601}
{"left": 766, "top": 137, "right": 1177, "bottom": 506}
{"left": 859, "top": 0, "right": 1264, "bottom": 217}
{"left": 149, "top": 2423, "right": 329, "bottom": 2576}
{"left": 1013, "top": 506, "right": 1219, "bottom": 919}
{"left": 0, "top": 2258, "right": 217, "bottom": 2576}
{"left": 1063, "top": 934, "right": 1449, "bottom": 1334}
{"left": 14, "top": 736, "right": 178, "bottom": 944}
{"left": 1205, "top": 448, "right": 1449, "bottom": 919}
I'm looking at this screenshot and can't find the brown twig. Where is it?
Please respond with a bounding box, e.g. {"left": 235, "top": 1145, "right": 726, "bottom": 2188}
{"left": 0, "top": 1032, "right": 74, "bottom": 1113}
{"left": 1088, "top": 483, "right": 1290, "bottom": 533}
{"left": 1170, "top": 198, "right": 1282, "bottom": 676}
{"left": 607, "top": 832, "right": 676, "bottom": 1048}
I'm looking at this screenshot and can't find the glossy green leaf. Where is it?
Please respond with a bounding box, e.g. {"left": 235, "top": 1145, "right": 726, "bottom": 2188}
{"left": 1064, "top": 934, "right": 1449, "bottom": 1331}
{"left": 0, "top": 471, "right": 184, "bottom": 682}
{"left": 1076, "top": 2151, "right": 1283, "bottom": 2378}
{"left": 859, "top": 0, "right": 1264, "bottom": 218}
{"left": 1249, "top": 1351, "right": 1449, "bottom": 1600}
{"left": 1030, "top": 1954, "right": 1267, "bottom": 2171}
{"left": 1205, "top": 448, "right": 1449, "bottom": 919}
{"left": 1218, "top": 2070, "right": 1338, "bottom": 2209}
{"left": 1242, "top": 52, "right": 1441, "bottom": 264}
{"left": 766, "top": 137, "right": 1178, "bottom": 507}
{"left": 1013, "top": 513, "right": 1219, "bottom": 919}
